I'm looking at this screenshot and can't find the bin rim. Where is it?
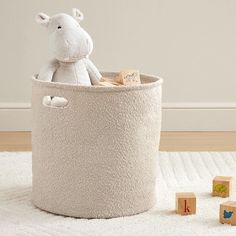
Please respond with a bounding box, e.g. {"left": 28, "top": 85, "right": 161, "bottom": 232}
{"left": 32, "top": 72, "right": 163, "bottom": 93}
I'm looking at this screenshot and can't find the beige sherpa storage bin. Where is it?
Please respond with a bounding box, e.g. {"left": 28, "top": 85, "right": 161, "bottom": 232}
{"left": 32, "top": 72, "right": 163, "bottom": 218}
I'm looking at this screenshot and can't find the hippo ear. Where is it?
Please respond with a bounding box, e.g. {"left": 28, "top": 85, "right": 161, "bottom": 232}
{"left": 35, "top": 13, "right": 50, "bottom": 27}
{"left": 72, "top": 8, "right": 84, "bottom": 22}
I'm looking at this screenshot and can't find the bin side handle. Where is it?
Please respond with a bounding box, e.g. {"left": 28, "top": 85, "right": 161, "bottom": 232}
{"left": 42, "top": 95, "right": 69, "bottom": 108}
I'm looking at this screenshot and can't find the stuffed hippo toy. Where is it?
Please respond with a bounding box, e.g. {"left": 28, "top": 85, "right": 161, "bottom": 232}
{"left": 35, "top": 8, "right": 102, "bottom": 106}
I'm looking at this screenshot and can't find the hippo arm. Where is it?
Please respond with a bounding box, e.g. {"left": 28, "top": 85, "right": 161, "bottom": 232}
{"left": 83, "top": 58, "right": 102, "bottom": 85}
{"left": 38, "top": 59, "right": 59, "bottom": 82}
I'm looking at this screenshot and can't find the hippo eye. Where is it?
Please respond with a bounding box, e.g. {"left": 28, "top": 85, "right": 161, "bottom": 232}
{"left": 57, "top": 26, "right": 62, "bottom": 29}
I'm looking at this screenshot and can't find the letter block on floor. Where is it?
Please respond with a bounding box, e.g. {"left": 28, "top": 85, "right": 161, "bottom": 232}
{"left": 220, "top": 201, "right": 236, "bottom": 226}
{"left": 176, "top": 192, "right": 196, "bottom": 215}
{"left": 212, "top": 176, "right": 232, "bottom": 198}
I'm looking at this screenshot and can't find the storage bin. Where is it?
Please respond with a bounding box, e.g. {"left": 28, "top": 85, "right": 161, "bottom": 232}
{"left": 32, "top": 72, "right": 163, "bottom": 218}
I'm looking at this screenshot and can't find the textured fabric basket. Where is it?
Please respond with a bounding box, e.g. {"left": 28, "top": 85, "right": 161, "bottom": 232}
{"left": 31, "top": 72, "right": 163, "bottom": 218}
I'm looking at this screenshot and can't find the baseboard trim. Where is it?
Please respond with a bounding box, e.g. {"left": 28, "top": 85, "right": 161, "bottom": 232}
{"left": 0, "top": 109, "right": 31, "bottom": 131}
{"left": 0, "top": 103, "right": 31, "bottom": 109}
{"left": 162, "top": 108, "right": 236, "bottom": 131}
{"left": 162, "top": 102, "right": 236, "bottom": 109}
{"left": 0, "top": 103, "right": 235, "bottom": 131}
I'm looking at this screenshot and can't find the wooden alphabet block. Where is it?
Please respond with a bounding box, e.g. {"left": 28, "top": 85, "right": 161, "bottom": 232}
{"left": 100, "top": 77, "right": 121, "bottom": 86}
{"left": 98, "top": 81, "right": 116, "bottom": 87}
{"left": 212, "top": 176, "right": 232, "bottom": 198}
{"left": 176, "top": 192, "right": 196, "bottom": 215}
{"left": 220, "top": 201, "right": 236, "bottom": 226}
{"left": 118, "top": 70, "right": 141, "bottom": 85}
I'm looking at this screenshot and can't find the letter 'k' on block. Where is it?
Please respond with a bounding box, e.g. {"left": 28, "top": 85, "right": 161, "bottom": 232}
{"left": 220, "top": 201, "right": 236, "bottom": 226}
{"left": 176, "top": 192, "right": 196, "bottom": 215}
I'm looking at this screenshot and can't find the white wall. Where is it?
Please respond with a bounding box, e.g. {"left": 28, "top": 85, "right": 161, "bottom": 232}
{"left": 0, "top": 0, "right": 236, "bottom": 130}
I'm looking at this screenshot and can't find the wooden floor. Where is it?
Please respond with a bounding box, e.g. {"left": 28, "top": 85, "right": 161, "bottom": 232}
{"left": 0, "top": 132, "right": 235, "bottom": 151}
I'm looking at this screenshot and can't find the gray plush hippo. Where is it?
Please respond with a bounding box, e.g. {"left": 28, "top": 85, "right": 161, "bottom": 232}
{"left": 35, "top": 8, "right": 102, "bottom": 106}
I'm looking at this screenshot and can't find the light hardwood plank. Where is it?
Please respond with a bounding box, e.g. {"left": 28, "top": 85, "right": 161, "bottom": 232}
{"left": 0, "top": 132, "right": 235, "bottom": 152}
{"left": 160, "top": 132, "right": 236, "bottom": 151}
{"left": 0, "top": 132, "right": 31, "bottom": 151}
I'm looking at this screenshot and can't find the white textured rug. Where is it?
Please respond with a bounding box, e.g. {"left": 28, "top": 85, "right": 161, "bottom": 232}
{"left": 1, "top": 152, "right": 236, "bottom": 236}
